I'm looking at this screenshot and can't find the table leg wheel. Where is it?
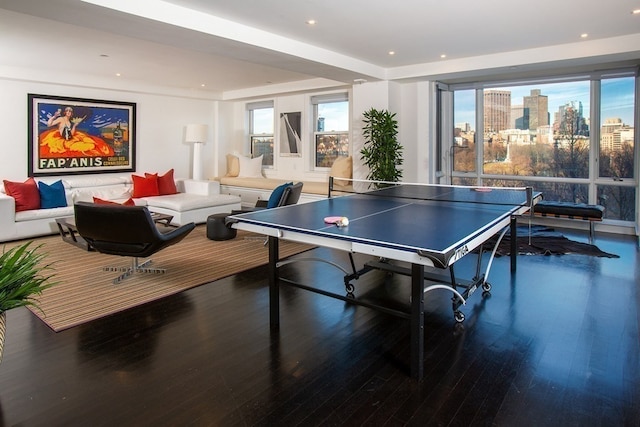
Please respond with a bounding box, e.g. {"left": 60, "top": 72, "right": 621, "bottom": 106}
{"left": 454, "top": 311, "right": 465, "bottom": 323}
{"left": 482, "top": 282, "right": 492, "bottom": 292}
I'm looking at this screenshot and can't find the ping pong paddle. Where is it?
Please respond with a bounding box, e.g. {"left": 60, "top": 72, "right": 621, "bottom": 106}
{"left": 324, "top": 216, "right": 349, "bottom": 227}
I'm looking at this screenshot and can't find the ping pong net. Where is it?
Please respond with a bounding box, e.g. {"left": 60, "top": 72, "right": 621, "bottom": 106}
{"left": 329, "top": 177, "right": 535, "bottom": 208}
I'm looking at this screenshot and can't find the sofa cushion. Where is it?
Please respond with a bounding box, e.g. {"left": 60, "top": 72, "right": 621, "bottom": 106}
{"left": 330, "top": 156, "right": 352, "bottom": 186}
{"left": 15, "top": 205, "right": 74, "bottom": 222}
{"left": 225, "top": 154, "right": 240, "bottom": 177}
{"left": 63, "top": 176, "right": 128, "bottom": 189}
{"left": 142, "top": 193, "right": 241, "bottom": 211}
{"left": 4, "top": 177, "right": 40, "bottom": 212}
{"left": 146, "top": 169, "right": 177, "bottom": 195}
{"left": 38, "top": 180, "right": 68, "bottom": 209}
{"left": 132, "top": 174, "right": 160, "bottom": 197}
{"left": 237, "top": 155, "right": 264, "bottom": 178}
{"left": 72, "top": 185, "right": 132, "bottom": 203}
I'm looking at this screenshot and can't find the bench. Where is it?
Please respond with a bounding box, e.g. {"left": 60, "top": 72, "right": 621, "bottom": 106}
{"left": 533, "top": 200, "right": 605, "bottom": 243}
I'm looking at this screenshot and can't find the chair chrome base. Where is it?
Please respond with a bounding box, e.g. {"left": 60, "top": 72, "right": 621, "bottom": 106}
{"left": 104, "top": 257, "right": 166, "bottom": 284}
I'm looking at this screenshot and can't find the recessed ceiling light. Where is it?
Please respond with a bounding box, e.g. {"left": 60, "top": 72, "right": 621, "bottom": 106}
{"left": 100, "top": 54, "right": 109, "bottom": 58}
{"left": 306, "top": 19, "right": 316, "bottom": 25}
{"left": 580, "top": 33, "right": 588, "bottom": 38}
{"left": 440, "top": 54, "right": 447, "bottom": 59}
{"left": 115, "top": 73, "right": 121, "bottom": 77}
{"left": 388, "top": 51, "right": 395, "bottom": 55}
{"left": 632, "top": 9, "right": 640, "bottom": 14}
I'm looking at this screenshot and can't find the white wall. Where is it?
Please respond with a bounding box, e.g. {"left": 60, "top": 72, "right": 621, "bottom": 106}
{"left": 220, "top": 88, "right": 362, "bottom": 183}
{"left": 351, "top": 81, "right": 392, "bottom": 181}
{"left": 1, "top": 75, "right": 434, "bottom": 187}
{"left": 0, "top": 78, "right": 216, "bottom": 182}
{"left": 218, "top": 80, "right": 435, "bottom": 184}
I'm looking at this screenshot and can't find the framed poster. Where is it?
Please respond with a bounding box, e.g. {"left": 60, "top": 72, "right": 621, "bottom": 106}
{"left": 28, "top": 94, "right": 136, "bottom": 176}
{"left": 280, "top": 111, "right": 301, "bottom": 157}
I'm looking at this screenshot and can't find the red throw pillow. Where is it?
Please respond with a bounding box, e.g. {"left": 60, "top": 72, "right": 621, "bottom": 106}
{"left": 93, "top": 197, "right": 135, "bottom": 206}
{"left": 145, "top": 169, "right": 177, "bottom": 195}
{"left": 131, "top": 174, "right": 160, "bottom": 198}
{"left": 3, "top": 177, "right": 41, "bottom": 212}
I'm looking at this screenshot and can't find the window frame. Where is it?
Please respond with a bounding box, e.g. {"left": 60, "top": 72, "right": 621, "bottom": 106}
{"left": 311, "top": 93, "right": 350, "bottom": 170}
{"left": 439, "top": 69, "right": 638, "bottom": 226}
{"left": 247, "top": 100, "right": 274, "bottom": 168}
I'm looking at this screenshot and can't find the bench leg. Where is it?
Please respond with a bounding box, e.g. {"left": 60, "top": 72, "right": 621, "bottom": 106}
{"left": 589, "top": 221, "right": 595, "bottom": 244}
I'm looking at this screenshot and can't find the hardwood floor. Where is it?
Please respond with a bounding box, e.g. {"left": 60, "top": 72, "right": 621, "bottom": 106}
{"left": 0, "top": 230, "right": 638, "bottom": 426}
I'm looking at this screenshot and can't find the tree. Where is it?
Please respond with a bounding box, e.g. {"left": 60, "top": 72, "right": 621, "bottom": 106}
{"left": 551, "top": 107, "right": 590, "bottom": 202}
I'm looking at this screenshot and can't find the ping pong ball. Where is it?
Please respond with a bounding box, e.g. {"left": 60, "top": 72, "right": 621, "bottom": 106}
{"left": 337, "top": 217, "right": 349, "bottom": 227}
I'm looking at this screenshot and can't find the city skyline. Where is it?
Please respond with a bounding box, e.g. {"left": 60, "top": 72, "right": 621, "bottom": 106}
{"left": 455, "top": 77, "right": 635, "bottom": 131}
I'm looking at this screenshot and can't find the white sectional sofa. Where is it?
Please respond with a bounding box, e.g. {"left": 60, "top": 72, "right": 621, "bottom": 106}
{"left": 0, "top": 176, "right": 241, "bottom": 242}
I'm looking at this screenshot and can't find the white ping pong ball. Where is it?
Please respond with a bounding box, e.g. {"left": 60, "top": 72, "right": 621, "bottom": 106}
{"left": 338, "top": 217, "right": 349, "bottom": 227}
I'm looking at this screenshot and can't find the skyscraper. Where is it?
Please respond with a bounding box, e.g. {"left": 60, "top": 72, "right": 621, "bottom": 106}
{"left": 483, "top": 90, "right": 511, "bottom": 134}
{"left": 523, "top": 89, "right": 549, "bottom": 130}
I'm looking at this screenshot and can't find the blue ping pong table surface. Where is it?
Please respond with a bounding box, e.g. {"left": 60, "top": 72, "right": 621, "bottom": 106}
{"left": 229, "top": 185, "right": 532, "bottom": 267}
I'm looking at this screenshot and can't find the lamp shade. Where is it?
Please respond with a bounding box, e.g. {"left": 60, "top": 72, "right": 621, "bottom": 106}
{"left": 185, "top": 124, "right": 208, "bottom": 143}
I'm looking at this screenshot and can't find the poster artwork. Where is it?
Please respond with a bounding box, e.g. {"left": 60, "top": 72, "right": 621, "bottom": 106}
{"left": 28, "top": 94, "right": 136, "bottom": 176}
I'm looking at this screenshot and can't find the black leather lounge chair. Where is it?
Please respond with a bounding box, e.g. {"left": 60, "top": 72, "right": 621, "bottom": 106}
{"left": 74, "top": 201, "right": 196, "bottom": 284}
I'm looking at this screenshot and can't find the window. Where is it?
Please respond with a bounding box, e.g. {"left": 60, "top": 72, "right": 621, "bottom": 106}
{"left": 444, "top": 71, "right": 637, "bottom": 223}
{"left": 248, "top": 101, "right": 274, "bottom": 167}
{"left": 312, "top": 93, "right": 349, "bottom": 168}
{"left": 598, "top": 76, "right": 636, "bottom": 221}
{"left": 453, "top": 90, "right": 476, "bottom": 175}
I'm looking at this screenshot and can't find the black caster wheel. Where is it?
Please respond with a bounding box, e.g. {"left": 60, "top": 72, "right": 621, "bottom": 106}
{"left": 454, "top": 311, "right": 465, "bottom": 323}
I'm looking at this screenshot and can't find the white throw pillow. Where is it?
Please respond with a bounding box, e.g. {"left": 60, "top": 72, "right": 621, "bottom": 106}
{"left": 237, "top": 155, "right": 264, "bottom": 178}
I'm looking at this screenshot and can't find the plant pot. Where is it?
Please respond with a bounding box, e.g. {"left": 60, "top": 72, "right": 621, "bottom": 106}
{"left": 0, "top": 311, "right": 5, "bottom": 364}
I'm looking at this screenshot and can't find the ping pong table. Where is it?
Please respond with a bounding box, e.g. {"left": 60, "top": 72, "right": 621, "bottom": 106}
{"left": 228, "top": 182, "right": 537, "bottom": 380}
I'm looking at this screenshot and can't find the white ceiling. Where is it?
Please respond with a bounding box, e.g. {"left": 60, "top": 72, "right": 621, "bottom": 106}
{"left": 1, "top": 0, "right": 639, "bottom": 99}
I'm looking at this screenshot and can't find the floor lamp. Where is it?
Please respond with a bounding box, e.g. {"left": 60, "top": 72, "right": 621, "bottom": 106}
{"left": 185, "top": 124, "right": 208, "bottom": 181}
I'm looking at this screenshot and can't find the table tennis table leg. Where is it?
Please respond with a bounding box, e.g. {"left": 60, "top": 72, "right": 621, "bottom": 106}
{"left": 410, "top": 263, "right": 425, "bottom": 381}
{"left": 510, "top": 216, "right": 517, "bottom": 273}
{"left": 268, "top": 236, "right": 280, "bottom": 330}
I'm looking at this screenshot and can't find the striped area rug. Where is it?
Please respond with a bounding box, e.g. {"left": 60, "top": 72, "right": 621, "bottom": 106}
{"left": 4, "top": 226, "right": 313, "bottom": 332}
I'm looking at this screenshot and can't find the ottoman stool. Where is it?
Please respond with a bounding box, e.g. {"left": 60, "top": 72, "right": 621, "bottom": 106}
{"left": 206, "top": 213, "right": 237, "bottom": 241}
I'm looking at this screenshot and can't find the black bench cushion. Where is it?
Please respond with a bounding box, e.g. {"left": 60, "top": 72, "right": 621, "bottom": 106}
{"left": 534, "top": 201, "right": 604, "bottom": 219}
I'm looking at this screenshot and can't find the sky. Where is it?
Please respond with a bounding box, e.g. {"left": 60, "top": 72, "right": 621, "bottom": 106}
{"left": 455, "top": 76, "right": 635, "bottom": 130}
{"left": 253, "top": 101, "right": 348, "bottom": 134}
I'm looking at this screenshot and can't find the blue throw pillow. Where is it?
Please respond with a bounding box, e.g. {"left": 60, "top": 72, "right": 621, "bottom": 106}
{"left": 38, "top": 180, "right": 67, "bottom": 209}
{"left": 267, "top": 182, "right": 292, "bottom": 208}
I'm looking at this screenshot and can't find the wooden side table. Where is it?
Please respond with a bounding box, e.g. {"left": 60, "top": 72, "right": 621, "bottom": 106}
{"left": 55, "top": 217, "right": 92, "bottom": 251}
{"left": 150, "top": 212, "right": 174, "bottom": 227}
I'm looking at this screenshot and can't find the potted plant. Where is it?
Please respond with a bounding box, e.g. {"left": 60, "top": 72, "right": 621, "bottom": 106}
{"left": 360, "top": 107, "right": 403, "bottom": 187}
{"left": 0, "top": 242, "right": 56, "bottom": 363}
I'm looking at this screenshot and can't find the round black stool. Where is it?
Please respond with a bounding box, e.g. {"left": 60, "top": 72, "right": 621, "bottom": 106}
{"left": 206, "top": 213, "right": 237, "bottom": 241}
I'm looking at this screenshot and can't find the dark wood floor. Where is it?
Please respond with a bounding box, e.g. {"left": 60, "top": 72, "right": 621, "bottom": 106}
{"left": 0, "top": 229, "right": 638, "bottom": 426}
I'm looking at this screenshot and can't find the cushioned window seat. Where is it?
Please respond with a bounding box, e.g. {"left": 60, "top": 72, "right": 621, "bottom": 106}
{"left": 217, "top": 177, "right": 327, "bottom": 194}
{"left": 216, "top": 176, "right": 353, "bottom": 207}
{"left": 218, "top": 154, "right": 353, "bottom": 207}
